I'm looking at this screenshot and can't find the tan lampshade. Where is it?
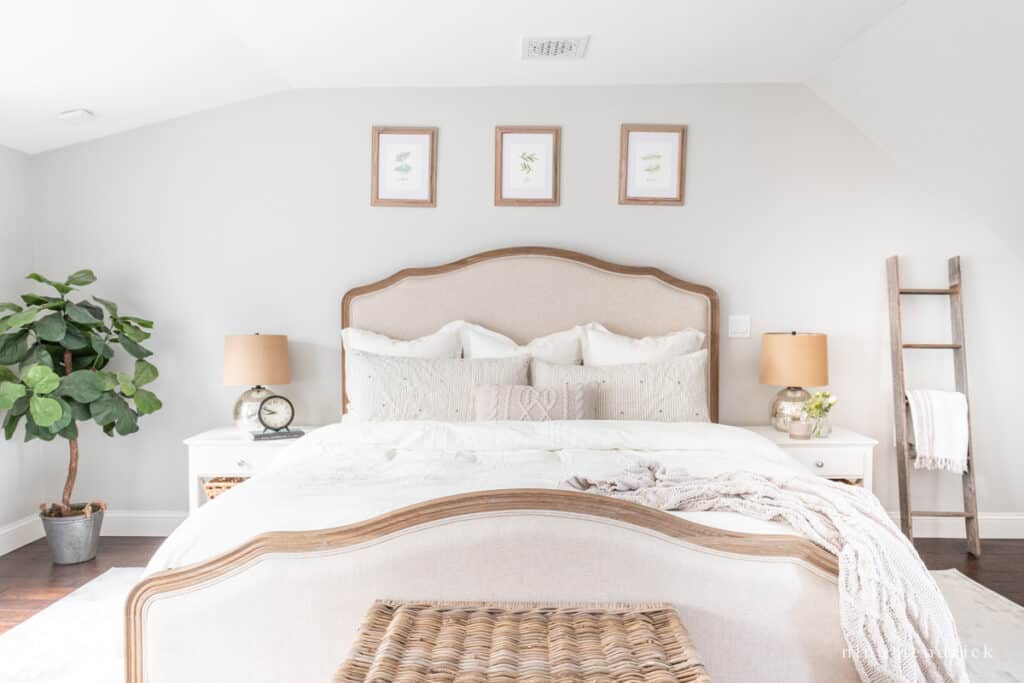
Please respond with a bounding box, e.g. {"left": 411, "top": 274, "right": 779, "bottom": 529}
{"left": 223, "top": 334, "right": 291, "bottom": 386}
{"left": 759, "top": 332, "right": 828, "bottom": 387}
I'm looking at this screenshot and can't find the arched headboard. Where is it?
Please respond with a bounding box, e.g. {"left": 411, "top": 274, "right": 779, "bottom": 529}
{"left": 341, "top": 247, "right": 719, "bottom": 421}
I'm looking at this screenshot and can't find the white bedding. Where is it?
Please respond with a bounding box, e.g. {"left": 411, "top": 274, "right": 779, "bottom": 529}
{"left": 146, "top": 420, "right": 810, "bottom": 576}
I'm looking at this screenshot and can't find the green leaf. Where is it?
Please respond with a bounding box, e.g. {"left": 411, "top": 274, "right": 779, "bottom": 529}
{"left": 0, "top": 366, "right": 17, "bottom": 383}
{"left": 117, "top": 372, "right": 136, "bottom": 397}
{"left": 65, "top": 302, "right": 101, "bottom": 325}
{"left": 60, "top": 370, "right": 111, "bottom": 403}
{"left": 24, "top": 414, "right": 55, "bottom": 442}
{"left": 93, "top": 297, "right": 118, "bottom": 317}
{"left": 33, "top": 313, "right": 67, "bottom": 342}
{"left": 133, "top": 388, "right": 162, "bottom": 415}
{"left": 0, "top": 303, "right": 22, "bottom": 314}
{"left": 90, "top": 336, "right": 113, "bottom": 360}
{"left": 119, "top": 316, "right": 153, "bottom": 329}
{"left": 3, "top": 411, "right": 22, "bottom": 440}
{"left": 133, "top": 360, "right": 158, "bottom": 387}
{"left": 115, "top": 408, "right": 138, "bottom": 435}
{"left": 29, "top": 395, "right": 63, "bottom": 427}
{"left": 59, "top": 323, "right": 89, "bottom": 350}
{"left": 23, "top": 365, "right": 60, "bottom": 395}
{"left": 72, "top": 353, "right": 100, "bottom": 371}
{"left": 10, "top": 396, "right": 29, "bottom": 416}
{"left": 90, "top": 392, "right": 128, "bottom": 426}
{"left": 5, "top": 307, "right": 40, "bottom": 331}
{"left": 21, "top": 294, "right": 59, "bottom": 307}
{"left": 0, "top": 332, "right": 30, "bottom": 365}
{"left": 59, "top": 420, "right": 78, "bottom": 440}
{"left": 117, "top": 335, "right": 152, "bottom": 359}
{"left": 47, "top": 398, "right": 74, "bottom": 434}
{"left": 121, "top": 323, "right": 151, "bottom": 343}
{"left": 0, "top": 381, "right": 27, "bottom": 410}
{"left": 19, "top": 345, "right": 54, "bottom": 371}
{"left": 67, "top": 399, "right": 91, "bottom": 421}
{"left": 26, "top": 273, "right": 72, "bottom": 294}
{"left": 65, "top": 270, "right": 97, "bottom": 287}
{"left": 79, "top": 301, "right": 105, "bottom": 322}
{"left": 102, "top": 422, "right": 115, "bottom": 437}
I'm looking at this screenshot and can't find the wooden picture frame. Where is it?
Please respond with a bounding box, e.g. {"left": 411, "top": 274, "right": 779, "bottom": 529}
{"left": 371, "top": 126, "right": 437, "bottom": 207}
{"left": 618, "top": 124, "right": 687, "bottom": 205}
{"left": 494, "top": 126, "right": 560, "bottom": 206}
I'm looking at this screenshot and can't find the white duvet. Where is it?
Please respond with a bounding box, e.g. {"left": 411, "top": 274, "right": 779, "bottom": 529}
{"left": 146, "top": 420, "right": 811, "bottom": 576}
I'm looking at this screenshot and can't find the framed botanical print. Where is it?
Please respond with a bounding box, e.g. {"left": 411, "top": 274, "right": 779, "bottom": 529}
{"left": 618, "top": 124, "right": 687, "bottom": 205}
{"left": 494, "top": 126, "right": 560, "bottom": 206}
{"left": 371, "top": 126, "right": 437, "bottom": 207}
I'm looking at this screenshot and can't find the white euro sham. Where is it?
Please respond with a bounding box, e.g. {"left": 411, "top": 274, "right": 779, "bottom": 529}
{"left": 461, "top": 323, "right": 583, "bottom": 365}
{"left": 342, "top": 321, "right": 464, "bottom": 359}
{"left": 581, "top": 325, "right": 705, "bottom": 366}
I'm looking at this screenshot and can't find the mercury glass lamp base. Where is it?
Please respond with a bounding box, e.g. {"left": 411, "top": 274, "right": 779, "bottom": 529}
{"left": 770, "top": 386, "right": 811, "bottom": 431}
{"left": 233, "top": 386, "right": 273, "bottom": 431}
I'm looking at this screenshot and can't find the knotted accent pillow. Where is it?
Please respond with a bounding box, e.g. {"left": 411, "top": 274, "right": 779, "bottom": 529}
{"left": 473, "top": 383, "right": 597, "bottom": 422}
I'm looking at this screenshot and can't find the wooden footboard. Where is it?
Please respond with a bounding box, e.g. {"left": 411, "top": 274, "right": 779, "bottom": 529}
{"left": 126, "top": 490, "right": 853, "bottom": 682}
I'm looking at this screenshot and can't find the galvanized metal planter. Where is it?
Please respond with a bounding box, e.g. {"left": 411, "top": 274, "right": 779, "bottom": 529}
{"left": 40, "top": 508, "right": 104, "bottom": 565}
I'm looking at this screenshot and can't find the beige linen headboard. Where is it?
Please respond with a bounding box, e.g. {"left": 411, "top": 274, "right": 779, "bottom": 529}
{"left": 341, "top": 247, "right": 719, "bottom": 421}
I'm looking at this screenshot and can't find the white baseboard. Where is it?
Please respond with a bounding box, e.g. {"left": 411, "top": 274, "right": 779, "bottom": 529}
{"left": 0, "top": 514, "right": 44, "bottom": 557}
{"left": 888, "top": 511, "right": 1024, "bottom": 538}
{"left": 0, "top": 509, "right": 186, "bottom": 556}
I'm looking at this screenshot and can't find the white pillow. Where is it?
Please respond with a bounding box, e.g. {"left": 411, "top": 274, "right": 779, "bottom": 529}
{"left": 531, "top": 350, "right": 709, "bottom": 422}
{"left": 461, "top": 323, "right": 583, "bottom": 365}
{"left": 342, "top": 321, "right": 463, "bottom": 359}
{"left": 345, "top": 350, "right": 529, "bottom": 421}
{"left": 580, "top": 324, "right": 705, "bottom": 366}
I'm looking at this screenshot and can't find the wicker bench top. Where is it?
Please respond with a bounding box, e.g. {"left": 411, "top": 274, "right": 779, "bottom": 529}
{"left": 335, "top": 601, "right": 712, "bottom": 682}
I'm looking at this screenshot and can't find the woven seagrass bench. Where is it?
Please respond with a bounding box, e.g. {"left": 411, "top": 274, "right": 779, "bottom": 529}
{"left": 334, "top": 601, "right": 712, "bottom": 682}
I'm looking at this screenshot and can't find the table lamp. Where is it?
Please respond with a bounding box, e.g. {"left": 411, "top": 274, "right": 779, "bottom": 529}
{"left": 223, "top": 334, "right": 291, "bottom": 430}
{"left": 759, "top": 332, "right": 828, "bottom": 431}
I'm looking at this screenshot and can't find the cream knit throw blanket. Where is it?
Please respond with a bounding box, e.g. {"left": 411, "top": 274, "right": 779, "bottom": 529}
{"left": 562, "top": 465, "right": 968, "bottom": 683}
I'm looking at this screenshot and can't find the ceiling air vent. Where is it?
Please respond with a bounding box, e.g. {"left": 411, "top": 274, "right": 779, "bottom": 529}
{"left": 522, "top": 36, "right": 590, "bottom": 59}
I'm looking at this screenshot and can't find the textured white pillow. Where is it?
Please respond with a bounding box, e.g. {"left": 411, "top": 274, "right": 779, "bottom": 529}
{"left": 580, "top": 324, "right": 705, "bottom": 366}
{"left": 345, "top": 350, "right": 529, "bottom": 421}
{"left": 342, "top": 321, "right": 464, "bottom": 359}
{"left": 461, "top": 323, "right": 583, "bottom": 365}
{"left": 531, "top": 350, "right": 709, "bottom": 422}
{"left": 473, "top": 383, "right": 598, "bottom": 422}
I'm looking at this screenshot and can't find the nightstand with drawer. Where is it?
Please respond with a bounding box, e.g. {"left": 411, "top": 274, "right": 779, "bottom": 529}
{"left": 743, "top": 425, "right": 877, "bottom": 492}
{"left": 184, "top": 427, "right": 315, "bottom": 513}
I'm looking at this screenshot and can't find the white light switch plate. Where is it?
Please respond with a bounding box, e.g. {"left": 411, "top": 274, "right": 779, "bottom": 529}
{"left": 728, "top": 315, "right": 751, "bottom": 338}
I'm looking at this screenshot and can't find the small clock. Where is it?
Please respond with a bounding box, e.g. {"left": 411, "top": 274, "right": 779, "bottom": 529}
{"left": 257, "top": 395, "right": 294, "bottom": 432}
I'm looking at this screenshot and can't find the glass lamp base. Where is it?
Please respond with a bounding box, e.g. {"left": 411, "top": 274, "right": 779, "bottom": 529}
{"left": 233, "top": 386, "right": 273, "bottom": 430}
{"left": 770, "top": 386, "right": 811, "bottom": 431}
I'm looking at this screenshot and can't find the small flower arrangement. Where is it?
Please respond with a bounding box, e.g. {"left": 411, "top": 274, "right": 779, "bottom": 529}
{"left": 803, "top": 391, "right": 837, "bottom": 437}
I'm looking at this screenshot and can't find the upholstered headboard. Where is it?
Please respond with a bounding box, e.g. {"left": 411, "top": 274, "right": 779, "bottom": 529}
{"left": 341, "top": 247, "right": 719, "bottom": 421}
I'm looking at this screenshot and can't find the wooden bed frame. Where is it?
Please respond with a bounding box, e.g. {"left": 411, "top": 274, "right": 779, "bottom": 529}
{"left": 126, "top": 248, "right": 856, "bottom": 682}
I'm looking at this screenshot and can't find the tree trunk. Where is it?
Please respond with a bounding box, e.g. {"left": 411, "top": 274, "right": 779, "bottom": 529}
{"left": 61, "top": 350, "right": 78, "bottom": 511}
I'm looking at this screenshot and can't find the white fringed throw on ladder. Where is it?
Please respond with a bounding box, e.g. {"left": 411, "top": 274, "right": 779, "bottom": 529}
{"left": 906, "top": 390, "right": 970, "bottom": 473}
{"left": 563, "top": 466, "right": 968, "bottom": 683}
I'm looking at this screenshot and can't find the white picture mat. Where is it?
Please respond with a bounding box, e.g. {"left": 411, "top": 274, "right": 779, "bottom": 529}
{"left": 378, "top": 133, "right": 432, "bottom": 200}
{"left": 626, "top": 131, "right": 682, "bottom": 199}
{"left": 501, "top": 132, "right": 555, "bottom": 200}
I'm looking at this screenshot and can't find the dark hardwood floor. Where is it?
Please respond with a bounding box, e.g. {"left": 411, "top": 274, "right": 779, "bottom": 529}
{"left": 0, "top": 536, "right": 162, "bottom": 634}
{"left": 0, "top": 536, "right": 1021, "bottom": 635}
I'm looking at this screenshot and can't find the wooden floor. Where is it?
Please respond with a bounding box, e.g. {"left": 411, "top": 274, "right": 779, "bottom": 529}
{"left": 0, "top": 536, "right": 1021, "bottom": 635}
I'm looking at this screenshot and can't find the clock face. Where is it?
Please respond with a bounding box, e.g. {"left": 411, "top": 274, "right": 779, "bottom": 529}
{"left": 258, "top": 395, "right": 294, "bottom": 431}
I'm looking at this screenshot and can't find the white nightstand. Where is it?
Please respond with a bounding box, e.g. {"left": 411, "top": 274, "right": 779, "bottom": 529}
{"left": 743, "top": 425, "right": 877, "bottom": 491}
{"left": 183, "top": 427, "right": 315, "bottom": 513}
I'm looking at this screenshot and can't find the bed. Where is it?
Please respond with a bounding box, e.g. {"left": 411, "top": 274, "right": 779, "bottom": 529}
{"left": 127, "top": 247, "right": 859, "bottom": 682}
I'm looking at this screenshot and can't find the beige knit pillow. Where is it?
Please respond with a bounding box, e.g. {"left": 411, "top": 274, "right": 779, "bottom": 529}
{"left": 473, "top": 384, "right": 597, "bottom": 422}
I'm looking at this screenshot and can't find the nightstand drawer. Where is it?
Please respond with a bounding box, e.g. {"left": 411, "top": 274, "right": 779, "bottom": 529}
{"left": 788, "top": 447, "right": 866, "bottom": 477}
{"left": 188, "top": 447, "right": 279, "bottom": 477}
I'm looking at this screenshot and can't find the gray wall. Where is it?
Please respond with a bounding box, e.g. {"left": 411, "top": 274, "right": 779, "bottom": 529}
{"left": 21, "top": 85, "right": 1022, "bottom": 526}
{"left": 0, "top": 144, "right": 42, "bottom": 529}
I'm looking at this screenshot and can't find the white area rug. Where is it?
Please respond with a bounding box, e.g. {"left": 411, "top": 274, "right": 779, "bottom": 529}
{"left": 0, "top": 567, "right": 1020, "bottom": 681}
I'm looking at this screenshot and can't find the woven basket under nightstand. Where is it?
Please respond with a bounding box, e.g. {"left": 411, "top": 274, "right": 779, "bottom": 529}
{"left": 202, "top": 476, "right": 247, "bottom": 501}
{"left": 335, "top": 600, "right": 712, "bottom": 682}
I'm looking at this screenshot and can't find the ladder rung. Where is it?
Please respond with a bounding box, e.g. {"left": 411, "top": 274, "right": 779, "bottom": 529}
{"left": 902, "top": 343, "right": 962, "bottom": 349}
{"left": 911, "top": 511, "right": 976, "bottom": 518}
{"left": 899, "top": 288, "right": 956, "bottom": 295}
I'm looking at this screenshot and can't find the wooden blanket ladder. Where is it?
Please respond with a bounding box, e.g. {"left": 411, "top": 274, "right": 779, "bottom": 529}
{"left": 886, "top": 255, "right": 980, "bottom": 556}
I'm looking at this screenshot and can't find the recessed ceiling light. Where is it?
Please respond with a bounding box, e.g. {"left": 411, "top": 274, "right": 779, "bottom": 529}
{"left": 57, "top": 109, "right": 95, "bottom": 122}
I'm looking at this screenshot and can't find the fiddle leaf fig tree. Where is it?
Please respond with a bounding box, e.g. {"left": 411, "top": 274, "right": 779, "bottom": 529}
{"left": 0, "top": 270, "right": 163, "bottom": 517}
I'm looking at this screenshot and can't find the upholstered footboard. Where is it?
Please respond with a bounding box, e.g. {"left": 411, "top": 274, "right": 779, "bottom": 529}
{"left": 126, "top": 490, "right": 857, "bottom": 682}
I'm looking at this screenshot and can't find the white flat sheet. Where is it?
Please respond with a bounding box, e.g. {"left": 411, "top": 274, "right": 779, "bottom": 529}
{"left": 146, "top": 421, "right": 810, "bottom": 576}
